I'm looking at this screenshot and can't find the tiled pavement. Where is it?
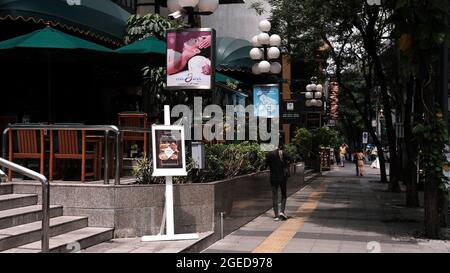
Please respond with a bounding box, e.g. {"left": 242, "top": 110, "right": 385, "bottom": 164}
{"left": 203, "top": 164, "right": 450, "bottom": 253}
{"left": 81, "top": 232, "right": 213, "bottom": 253}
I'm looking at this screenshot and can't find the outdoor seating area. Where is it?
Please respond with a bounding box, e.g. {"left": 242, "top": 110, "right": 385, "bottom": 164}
{"left": 1, "top": 120, "right": 152, "bottom": 183}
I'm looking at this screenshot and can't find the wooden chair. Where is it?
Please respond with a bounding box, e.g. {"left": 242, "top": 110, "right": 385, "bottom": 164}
{"left": 49, "top": 129, "right": 99, "bottom": 182}
{"left": 118, "top": 112, "right": 148, "bottom": 157}
{"left": 8, "top": 129, "right": 44, "bottom": 181}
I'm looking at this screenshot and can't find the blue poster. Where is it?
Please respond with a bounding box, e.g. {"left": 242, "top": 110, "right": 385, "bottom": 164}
{"left": 253, "top": 85, "right": 280, "bottom": 118}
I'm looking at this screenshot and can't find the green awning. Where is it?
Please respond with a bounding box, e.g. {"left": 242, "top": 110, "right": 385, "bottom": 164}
{"left": 0, "top": 0, "right": 130, "bottom": 45}
{"left": 0, "top": 26, "right": 113, "bottom": 52}
{"left": 115, "top": 36, "right": 166, "bottom": 54}
{"left": 216, "top": 37, "right": 253, "bottom": 73}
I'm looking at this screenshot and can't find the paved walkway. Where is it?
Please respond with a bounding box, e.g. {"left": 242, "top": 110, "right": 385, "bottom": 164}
{"left": 203, "top": 164, "right": 450, "bottom": 253}
{"left": 81, "top": 232, "right": 212, "bottom": 253}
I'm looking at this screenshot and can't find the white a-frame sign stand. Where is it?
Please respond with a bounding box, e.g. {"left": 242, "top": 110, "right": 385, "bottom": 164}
{"left": 141, "top": 105, "right": 199, "bottom": 242}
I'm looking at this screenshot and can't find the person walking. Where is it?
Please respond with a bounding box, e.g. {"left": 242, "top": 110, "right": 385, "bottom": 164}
{"left": 353, "top": 151, "right": 359, "bottom": 176}
{"left": 266, "top": 144, "right": 291, "bottom": 221}
{"left": 356, "top": 149, "right": 365, "bottom": 176}
{"left": 339, "top": 143, "right": 348, "bottom": 167}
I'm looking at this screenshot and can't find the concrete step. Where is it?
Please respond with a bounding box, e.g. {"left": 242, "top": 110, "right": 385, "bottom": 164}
{"left": 0, "top": 194, "right": 37, "bottom": 211}
{"left": 0, "top": 184, "right": 13, "bottom": 195}
{"left": 3, "top": 227, "right": 114, "bottom": 253}
{"left": 0, "top": 205, "right": 63, "bottom": 229}
{"left": 0, "top": 216, "right": 88, "bottom": 251}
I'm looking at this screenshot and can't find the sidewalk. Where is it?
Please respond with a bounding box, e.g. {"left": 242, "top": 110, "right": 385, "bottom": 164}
{"left": 203, "top": 164, "right": 450, "bottom": 253}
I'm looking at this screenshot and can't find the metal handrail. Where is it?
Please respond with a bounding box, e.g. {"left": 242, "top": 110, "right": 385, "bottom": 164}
{"left": 0, "top": 157, "right": 50, "bottom": 253}
{"left": 2, "top": 124, "right": 121, "bottom": 185}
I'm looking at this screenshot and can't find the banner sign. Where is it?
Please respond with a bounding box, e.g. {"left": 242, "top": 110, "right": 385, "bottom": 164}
{"left": 253, "top": 84, "right": 280, "bottom": 118}
{"left": 152, "top": 125, "right": 187, "bottom": 177}
{"left": 362, "top": 132, "right": 369, "bottom": 144}
{"left": 166, "top": 28, "right": 215, "bottom": 90}
{"left": 330, "top": 82, "right": 340, "bottom": 120}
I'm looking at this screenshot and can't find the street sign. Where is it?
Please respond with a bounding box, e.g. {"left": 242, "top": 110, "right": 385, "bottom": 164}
{"left": 281, "top": 99, "right": 301, "bottom": 124}
{"left": 362, "top": 132, "right": 369, "bottom": 144}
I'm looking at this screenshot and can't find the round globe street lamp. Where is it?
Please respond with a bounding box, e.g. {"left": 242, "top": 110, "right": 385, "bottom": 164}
{"left": 249, "top": 20, "right": 282, "bottom": 75}
{"left": 305, "top": 77, "right": 324, "bottom": 109}
{"left": 168, "top": 0, "right": 219, "bottom": 27}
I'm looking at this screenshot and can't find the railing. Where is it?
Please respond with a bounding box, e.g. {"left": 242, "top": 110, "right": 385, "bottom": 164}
{"left": 2, "top": 124, "right": 121, "bottom": 185}
{"left": 0, "top": 157, "right": 50, "bottom": 253}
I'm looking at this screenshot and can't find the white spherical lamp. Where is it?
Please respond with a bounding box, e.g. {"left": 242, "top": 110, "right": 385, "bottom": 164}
{"left": 251, "top": 35, "right": 260, "bottom": 47}
{"left": 267, "top": 47, "right": 280, "bottom": 60}
{"left": 310, "top": 84, "right": 317, "bottom": 91}
{"left": 178, "top": 0, "right": 199, "bottom": 8}
{"left": 259, "top": 20, "right": 271, "bottom": 32}
{"left": 252, "top": 63, "right": 261, "bottom": 75}
{"left": 314, "top": 92, "right": 322, "bottom": 99}
{"left": 250, "top": 48, "right": 263, "bottom": 60}
{"left": 258, "top": 60, "right": 271, "bottom": 73}
{"left": 316, "top": 84, "right": 323, "bottom": 92}
{"left": 305, "top": 92, "right": 313, "bottom": 99}
{"left": 168, "top": 0, "right": 182, "bottom": 12}
{"left": 306, "top": 84, "right": 312, "bottom": 92}
{"left": 310, "top": 99, "right": 317, "bottom": 106}
{"left": 316, "top": 100, "right": 323, "bottom": 107}
{"left": 269, "top": 34, "right": 281, "bottom": 47}
{"left": 305, "top": 100, "right": 312, "bottom": 107}
{"left": 270, "top": 62, "right": 282, "bottom": 74}
{"left": 257, "top": 32, "right": 270, "bottom": 45}
{"left": 198, "top": 0, "right": 219, "bottom": 13}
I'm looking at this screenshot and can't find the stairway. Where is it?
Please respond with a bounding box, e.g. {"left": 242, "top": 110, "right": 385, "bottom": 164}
{"left": 0, "top": 184, "right": 113, "bottom": 253}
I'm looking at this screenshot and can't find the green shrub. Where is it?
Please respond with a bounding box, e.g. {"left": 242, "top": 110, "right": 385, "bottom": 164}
{"left": 284, "top": 143, "right": 301, "bottom": 162}
{"left": 133, "top": 156, "right": 195, "bottom": 184}
{"left": 134, "top": 142, "right": 267, "bottom": 184}
{"left": 200, "top": 141, "right": 266, "bottom": 182}
{"left": 292, "top": 128, "right": 313, "bottom": 159}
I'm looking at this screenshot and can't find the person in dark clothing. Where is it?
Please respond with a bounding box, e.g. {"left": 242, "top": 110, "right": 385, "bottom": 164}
{"left": 265, "top": 145, "right": 291, "bottom": 221}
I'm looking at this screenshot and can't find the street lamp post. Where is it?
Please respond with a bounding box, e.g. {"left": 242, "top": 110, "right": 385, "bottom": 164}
{"left": 249, "top": 20, "right": 282, "bottom": 76}
{"left": 305, "top": 77, "right": 324, "bottom": 128}
{"left": 167, "top": 0, "right": 219, "bottom": 27}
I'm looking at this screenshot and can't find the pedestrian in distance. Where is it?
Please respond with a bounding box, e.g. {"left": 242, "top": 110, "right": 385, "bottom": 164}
{"left": 353, "top": 151, "right": 359, "bottom": 176}
{"left": 265, "top": 144, "right": 291, "bottom": 221}
{"left": 339, "top": 143, "right": 348, "bottom": 167}
{"left": 356, "top": 149, "right": 365, "bottom": 176}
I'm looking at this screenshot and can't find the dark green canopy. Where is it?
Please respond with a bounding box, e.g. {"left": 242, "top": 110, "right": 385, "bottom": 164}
{"left": 0, "top": 26, "right": 113, "bottom": 52}
{"left": 0, "top": 0, "right": 130, "bottom": 45}
{"left": 0, "top": 26, "right": 114, "bottom": 122}
{"left": 216, "top": 37, "right": 253, "bottom": 73}
{"left": 115, "top": 36, "right": 165, "bottom": 54}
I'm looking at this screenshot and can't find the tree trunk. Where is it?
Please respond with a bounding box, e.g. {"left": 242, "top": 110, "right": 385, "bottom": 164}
{"left": 424, "top": 174, "right": 440, "bottom": 238}
{"left": 403, "top": 77, "right": 420, "bottom": 207}
{"left": 366, "top": 43, "right": 401, "bottom": 192}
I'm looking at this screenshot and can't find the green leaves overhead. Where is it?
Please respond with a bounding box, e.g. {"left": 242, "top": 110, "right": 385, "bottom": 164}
{"left": 123, "top": 13, "right": 178, "bottom": 45}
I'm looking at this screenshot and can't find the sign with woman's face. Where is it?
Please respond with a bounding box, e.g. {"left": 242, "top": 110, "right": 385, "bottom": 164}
{"left": 152, "top": 125, "right": 187, "bottom": 177}
{"left": 166, "top": 28, "right": 215, "bottom": 90}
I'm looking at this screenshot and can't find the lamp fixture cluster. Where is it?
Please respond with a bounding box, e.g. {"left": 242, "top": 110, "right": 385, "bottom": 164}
{"left": 249, "top": 20, "right": 282, "bottom": 75}
{"left": 305, "top": 77, "right": 324, "bottom": 107}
